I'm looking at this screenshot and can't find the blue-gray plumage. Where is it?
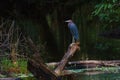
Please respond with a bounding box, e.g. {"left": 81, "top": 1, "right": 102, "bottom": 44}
{"left": 65, "top": 20, "right": 79, "bottom": 43}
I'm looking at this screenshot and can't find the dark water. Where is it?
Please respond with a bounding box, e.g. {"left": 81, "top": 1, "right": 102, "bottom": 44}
{"left": 62, "top": 67, "right": 120, "bottom": 80}
{"left": 22, "top": 73, "right": 120, "bottom": 80}
{"left": 71, "top": 73, "right": 120, "bottom": 80}
{"left": 21, "top": 67, "right": 120, "bottom": 80}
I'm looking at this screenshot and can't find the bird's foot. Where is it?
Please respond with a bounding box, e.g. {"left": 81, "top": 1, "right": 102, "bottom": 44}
{"left": 76, "top": 41, "right": 80, "bottom": 45}
{"left": 70, "top": 43, "right": 76, "bottom": 47}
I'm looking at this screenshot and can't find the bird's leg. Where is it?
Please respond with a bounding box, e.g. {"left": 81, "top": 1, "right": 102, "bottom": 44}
{"left": 70, "top": 37, "right": 75, "bottom": 47}
{"left": 72, "top": 37, "right": 75, "bottom": 43}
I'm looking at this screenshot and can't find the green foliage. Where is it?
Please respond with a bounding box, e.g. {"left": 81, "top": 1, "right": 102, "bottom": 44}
{"left": 92, "top": 0, "right": 120, "bottom": 23}
{"left": 1, "top": 57, "right": 28, "bottom": 74}
{"left": 0, "top": 57, "right": 36, "bottom": 79}
{"left": 1, "top": 0, "right": 120, "bottom": 60}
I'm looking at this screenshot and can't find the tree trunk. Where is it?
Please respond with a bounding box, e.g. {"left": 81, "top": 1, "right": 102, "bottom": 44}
{"left": 54, "top": 43, "right": 80, "bottom": 75}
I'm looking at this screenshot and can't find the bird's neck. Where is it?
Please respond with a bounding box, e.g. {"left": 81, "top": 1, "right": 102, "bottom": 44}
{"left": 68, "top": 22, "right": 73, "bottom": 25}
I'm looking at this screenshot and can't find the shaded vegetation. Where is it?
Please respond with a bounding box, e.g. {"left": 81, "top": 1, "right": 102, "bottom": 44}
{"left": 0, "top": 0, "right": 120, "bottom": 61}
{"left": 0, "top": 0, "right": 120, "bottom": 80}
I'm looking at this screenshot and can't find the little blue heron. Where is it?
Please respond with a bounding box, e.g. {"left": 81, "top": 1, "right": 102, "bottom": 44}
{"left": 65, "top": 20, "right": 80, "bottom": 44}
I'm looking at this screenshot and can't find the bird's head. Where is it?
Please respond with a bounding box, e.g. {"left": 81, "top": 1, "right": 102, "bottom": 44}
{"left": 65, "top": 20, "right": 72, "bottom": 23}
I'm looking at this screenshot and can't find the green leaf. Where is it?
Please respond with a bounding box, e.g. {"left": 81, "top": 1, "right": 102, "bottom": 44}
{"left": 104, "top": 3, "right": 108, "bottom": 10}
{"left": 95, "top": 4, "right": 104, "bottom": 15}
{"left": 113, "top": 0, "right": 117, "bottom": 3}
{"left": 108, "top": 4, "right": 113, "bottom": 9}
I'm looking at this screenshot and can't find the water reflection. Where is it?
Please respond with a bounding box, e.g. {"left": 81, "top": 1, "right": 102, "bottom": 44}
{"left": 63, "top": 67, "right": 120, "bottom": 80}
{"left": 24, "top": 67, "right": 120, "bottom": 80}
{"left": 74, "top": 73, "right": 120, "bottom": 80}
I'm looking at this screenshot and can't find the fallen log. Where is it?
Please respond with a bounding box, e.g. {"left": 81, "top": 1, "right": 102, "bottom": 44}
{"left": 54, "top": 43, "right": 80, "bottom": 75}
{"left": 28, "top": 58, "right": 58, "bottom": 80}
{"left": 26, "top": 37, "right": 44, "bottom": 62}
{"left": 27, "top": 42, "right": 80, "bottom": 79}
{"left": 26, "top": 38, "right": 58, "bottom": 80}
{"left": 47, "top": 60, "right": 120, "bottom": 69}
{"left": 26, "top": 37, "right": 120, "bottom": 79}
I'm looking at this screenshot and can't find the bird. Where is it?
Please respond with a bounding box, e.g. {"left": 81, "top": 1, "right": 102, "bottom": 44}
{"left": 65, "top": 20, "right": 80, "bottom": 45}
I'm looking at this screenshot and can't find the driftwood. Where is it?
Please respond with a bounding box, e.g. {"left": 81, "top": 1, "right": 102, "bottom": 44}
{"left": 28, "top": 57, "right": 57, "bottom": 80}
{"left": 27, "top": 38, "right": 58, "bottom": 80}
{"left": 47, "top": 60, "right": 120, "bottom": 69}
{"left": 26, "top": 38, "right": 40, "bottom": 54}
{"left": 26, "top": 37, "right": 120, "bottom": 79}
{"left": 26, "top": 37, "right": 44, "bottom": 62}
{"left": 54, "top": 43, "right": 80, "bottom": 75}
{"left": 67, "top": 60, "right": 120, "bottom": 67}
{"left": 27, "top": 38, "right": 80, "bottom": 79}
{"left": 46, "top": 60, "right": 120, "bottom": 76}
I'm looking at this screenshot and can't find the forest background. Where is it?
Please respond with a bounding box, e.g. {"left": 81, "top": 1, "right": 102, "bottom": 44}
{"left": 0, "top": 0, "right": 120, "bottom": 62}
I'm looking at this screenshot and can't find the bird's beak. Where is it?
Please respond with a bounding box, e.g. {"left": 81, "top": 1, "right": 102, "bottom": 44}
{"left": 65, "top": 20, "right": 69, "bottom": 22}
{"left": 65, "top": 20, "right": 72, "bottom": 23}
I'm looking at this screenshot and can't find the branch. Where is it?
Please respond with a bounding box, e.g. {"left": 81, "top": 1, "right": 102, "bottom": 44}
{"left": 54, "top": 43, "right": 80, "bottom": 75}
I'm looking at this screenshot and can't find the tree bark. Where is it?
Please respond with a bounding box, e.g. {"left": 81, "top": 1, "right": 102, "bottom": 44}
{"left": 54, "top": 43, "right": 80, "bottom": 75}
{"left": 27, "top": 37, "right": 58, "bottom": 80}
{"left": 48, "top": 60, "right": 120, "bottom": 69}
